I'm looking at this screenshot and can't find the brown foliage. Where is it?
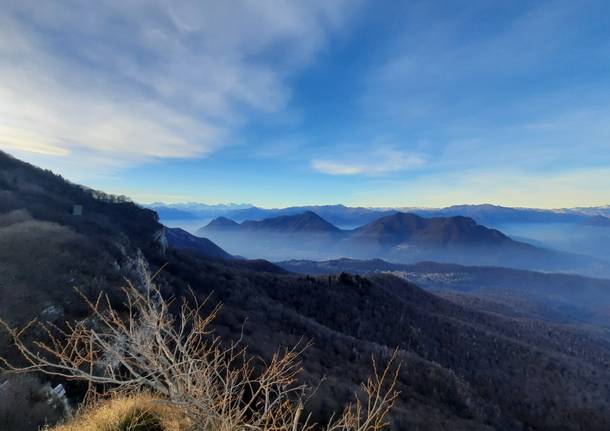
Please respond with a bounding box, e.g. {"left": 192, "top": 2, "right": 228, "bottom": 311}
{"left": 0, "top": 273, "right": 399, "bottom": 431}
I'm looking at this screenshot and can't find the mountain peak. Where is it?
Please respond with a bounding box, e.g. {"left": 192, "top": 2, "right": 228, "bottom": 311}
{"left": 199, "top": 211, "right": 341, "bottom": 235}
{"left": 241, "top": 211, "right": 341, "bottom": 234}
{"left": 350, "top": 212, "right": 509, "bottom": 248}
{"left": 204, "top": 217, "right": 240, "bottom": 230}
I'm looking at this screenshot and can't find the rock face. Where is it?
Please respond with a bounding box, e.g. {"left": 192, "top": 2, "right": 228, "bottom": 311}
{"left": 44, "top": 384, "right": 71, "bottom": 418}
{"left": 153, "top": 227, "right": 169, "bottom": 255}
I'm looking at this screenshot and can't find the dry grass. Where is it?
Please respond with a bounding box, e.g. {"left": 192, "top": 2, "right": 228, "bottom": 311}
{"left": 50, "top": 394, "right": 190, "bottom": 431}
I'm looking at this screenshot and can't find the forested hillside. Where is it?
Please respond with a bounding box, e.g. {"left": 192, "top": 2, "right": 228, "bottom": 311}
{"left": 1, "top": 151, "right": 610, "bottom": 430}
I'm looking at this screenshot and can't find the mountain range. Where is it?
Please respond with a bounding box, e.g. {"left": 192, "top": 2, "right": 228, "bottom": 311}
{"left": 3, "top": 150, "right": 610, "bottom": 430}
{"left": 156, "top": 202, "right": 610, "bottom": 262}
{"left": 200, "top": 210, "right": 515, "bottom": 243}
{"left": 151, "top": 201, "right": 610, "bottom": 228}
{"left": 198, "top": 211, "right": 609, "bottom": 276}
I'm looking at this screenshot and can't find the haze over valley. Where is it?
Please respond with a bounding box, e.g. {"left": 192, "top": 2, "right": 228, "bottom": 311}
{"left": 3, "top": 151, "right": 610, "bottom": 430}
{"left": 141, "top": 203, "right": 610, "bottom": 277}
{"left": 2, "top": 1, "right": 610, "bottom": 430}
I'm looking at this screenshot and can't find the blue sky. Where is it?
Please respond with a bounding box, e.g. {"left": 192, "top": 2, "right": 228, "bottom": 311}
{"left": 2, "top": 0, "right": 610, "bottom": 208}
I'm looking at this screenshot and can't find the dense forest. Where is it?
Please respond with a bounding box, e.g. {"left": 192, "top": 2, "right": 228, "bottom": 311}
{"left": 1, "top": 151, "right": 610, "bottom": 430}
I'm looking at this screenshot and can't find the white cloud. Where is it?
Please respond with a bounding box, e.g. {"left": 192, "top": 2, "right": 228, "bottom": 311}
{"left": 311, "top": 160, "right": 364, "bottom": 175}
{"left": 312, "top": 147, "right": 425, "bottom": 175}
{"left": 0, "top": 0, "right": 357, "bottom": 174}
{"left": 356, "top": 0, "right": 610, "bottom": 191}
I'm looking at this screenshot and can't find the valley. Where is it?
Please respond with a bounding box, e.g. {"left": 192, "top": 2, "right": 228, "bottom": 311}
{"left": 3, "top": 3, "right": 609, "bottom": 429}
{"left": 2, "top": 151, "right": 610, "bottom": 430}
{"left": 195, "top": 210, "right": 610, "bottom": 277}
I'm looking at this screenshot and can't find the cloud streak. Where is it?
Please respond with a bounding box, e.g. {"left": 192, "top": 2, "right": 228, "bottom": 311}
{"left": 312, "top": 147, "right": 424, "bottom": 175}
{"left": 351, "top": 0, "right": 610, "bottom": 205}
{"left": 0, "top": 0, "right": 356, "bottom": 174}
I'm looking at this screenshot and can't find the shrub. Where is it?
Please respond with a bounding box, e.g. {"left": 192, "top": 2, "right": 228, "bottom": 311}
{"left": 1, "top": 274, "right": 399, "bottom": 431}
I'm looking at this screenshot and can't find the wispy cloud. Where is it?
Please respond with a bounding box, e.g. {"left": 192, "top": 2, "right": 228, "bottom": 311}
{"left": 312, "top": 147, "right": 424, "bottom": 175}
{"left": 363, "top": 0, "right": 583, "bottom": 121}
{"left": 0, "top": 0, "right": 357, "bottom": 174}
{"left": 355, "top": 0, "right": 610, "bottom": 201}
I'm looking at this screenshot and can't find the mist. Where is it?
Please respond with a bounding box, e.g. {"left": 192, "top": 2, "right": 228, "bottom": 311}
{"left": 194, "top": 224, "right": 610, "bottom": 278}
{"left": 498, "top": 222, "right": 610, "bottom": 261}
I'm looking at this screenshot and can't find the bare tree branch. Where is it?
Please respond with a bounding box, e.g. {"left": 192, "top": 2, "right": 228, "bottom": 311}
{"left": 0, "top": 273, "right": 400, "bottom": 430}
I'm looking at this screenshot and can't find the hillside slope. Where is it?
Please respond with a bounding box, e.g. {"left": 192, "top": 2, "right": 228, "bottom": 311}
{"left": 279, "top": 258, "right": 610, "bottom": 328}
{"left": 1, "top": 151, "right": 610, "bottom": 430}
{"left": 164, "top": 227, "right": 233, "bottom": 260}
{"left": 342, "top": 212, "right": 516, "bottom": 255}
{"left": 239, "top": 211, "right": 341, "bottom": 234}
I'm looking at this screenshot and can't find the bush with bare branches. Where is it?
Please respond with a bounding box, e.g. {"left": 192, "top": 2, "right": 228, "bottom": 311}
{"left": 0, "top": 272, "right": 399, "bottom": 431}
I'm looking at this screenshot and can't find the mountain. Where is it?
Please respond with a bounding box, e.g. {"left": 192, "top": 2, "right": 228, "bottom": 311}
{"left": 408, "top": 204, "right": 591, "bottom": 226}
{"left": 161, "top": 203, "right": 610, "bottom": 263}
{"left": 341, "top": 212, "right": 561, "bottom": 269}
{"left": 150, "top": 203, "right": 395, "bottom": 228}
{"left": 278, "top": 258, "right": 610, "bottom": 328}
{"left": 204, "top": 216, "right": 241, "bottom": 231}
{"left": 583, "top": 215, "right": 610, "bottom": 227}
{"left": 155, "top": 201, "right": 610, "bottom": 229}
{"left": 225, "top": 204, "right": 396, "bottom": 228}
{"left": 201, "top": 211, "right": 518, "bottom": 247}
{"left": 229, "top": 211, "right": 341, "bottom": 234}
{"left": 148, "top": 202, "right": 254, "bottom": 221}
{"left": 3, "top": 150, "right": 610, "bottom": 430}
{"left": 198, "top": 210, "right": 608, "bottom": 275}
{"left": 346, "top": 213, "right": 512, "bottom": 249}
{"left": 197, "top": 212, "right": 343, "bottom": 259}
{"left": 164, "top": 227, "right": 233, "bottom": 260}
{"left": 563, "top": 205, "right": 610, "bottom": 217}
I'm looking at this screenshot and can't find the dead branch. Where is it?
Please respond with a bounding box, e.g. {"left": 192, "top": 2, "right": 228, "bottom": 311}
{"left": 0, "top": 273, "right": 399, "bottom": 430}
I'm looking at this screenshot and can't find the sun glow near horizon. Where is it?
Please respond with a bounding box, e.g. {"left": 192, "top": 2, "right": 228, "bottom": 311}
{"left": 2, "top": 0, "right": 609, "bottom": 208}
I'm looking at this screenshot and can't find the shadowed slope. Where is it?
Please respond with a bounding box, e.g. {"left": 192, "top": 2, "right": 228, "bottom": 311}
{"left": 2, "top": 150, "right": 610, "bottom": 430}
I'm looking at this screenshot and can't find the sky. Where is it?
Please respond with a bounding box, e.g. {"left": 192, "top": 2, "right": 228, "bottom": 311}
{"left": 2, "top": 0, "right": 610, "bottom": 209}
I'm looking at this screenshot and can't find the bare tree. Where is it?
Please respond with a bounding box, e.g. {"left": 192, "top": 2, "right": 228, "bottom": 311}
{"left": 0, "top": 274, "right": 399, "bottom": 430}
